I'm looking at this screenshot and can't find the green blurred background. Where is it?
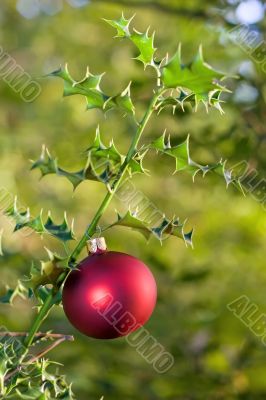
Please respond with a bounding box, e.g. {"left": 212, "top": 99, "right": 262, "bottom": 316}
{"left": 1, "top": 0, "right": 266, "bottom": 398}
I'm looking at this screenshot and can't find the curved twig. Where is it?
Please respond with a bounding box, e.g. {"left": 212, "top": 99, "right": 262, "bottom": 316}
{"left": 0, "top": 331, "right": 74, "bottom": 341}
{"left": 3, "top": 333, "right": 74, "bottom": 383}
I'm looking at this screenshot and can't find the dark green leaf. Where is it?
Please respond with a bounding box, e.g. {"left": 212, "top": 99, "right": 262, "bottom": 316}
{"left": 5, "top": 199, "right": 75, "bottom": 242}
{"left": 31, "top": 127, "right": 147, "bottom": 192}
{"left": 106, "top": 210, "right": 193, "bottom": 246}
{"left": 31, "top": 145, "right": 99, "bottom": 189}
{"left": 32, "top": 129, "right": 126, "bottom": 190}
{"left": 0, "top": 281, "right": 30, "bottom": 305}
{"left": 149, "top": 132, "right": 245, "bottom": 192}
{"left": 85, "top": 126, "right": 124, "bottom": 165}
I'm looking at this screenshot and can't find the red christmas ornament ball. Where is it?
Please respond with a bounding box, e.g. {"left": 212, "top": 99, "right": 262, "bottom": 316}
{"left": 62, "top": 240, "right": 157, "bottom": 339}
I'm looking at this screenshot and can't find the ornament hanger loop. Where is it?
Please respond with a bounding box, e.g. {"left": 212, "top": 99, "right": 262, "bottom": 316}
{"left": 95, "top": 225, "right": 102, "bottom": 238}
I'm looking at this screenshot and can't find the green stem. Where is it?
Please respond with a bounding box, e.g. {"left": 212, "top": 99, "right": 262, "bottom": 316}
{"left": 69, "top": 89, "right": 162, "bottom": 263}
{"left": 23, "top": 291, "right": 54, "bottom": 348}
{"left": 22, "top": 88, "right": 163, "bottom": 352}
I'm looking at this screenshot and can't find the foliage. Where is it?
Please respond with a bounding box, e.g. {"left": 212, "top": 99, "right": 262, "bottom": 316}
{"left": 6, "top": 198, "right": 75, "bottom": 242}
{"left": 0, "top": 10, "right": 239, "bottom": 398}
{"left": 0, "top": 340, "right": 74, "bottom": 399}
{"left": 1, "top": 1, "right": 265, "bottom": 399}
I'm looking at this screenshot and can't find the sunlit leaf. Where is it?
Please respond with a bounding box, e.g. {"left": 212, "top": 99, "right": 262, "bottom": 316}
{"left": 49, "top": 64, "right": 135, "bottom": 116}
{"left": 105, "top": 13, "right": 157, "bottom": 69}
{"left": 49, "top": 65, "right": 110, "bottom": 111}
{"left": 108, "top": 82, "right": 135, "bottom": 115}
{"left": 28, "top": 248, "right": 68, "bottom": 291}
{"left": 103, "top": 12, "right": 133, "bottom": 38}
{"left": 162, "top": 45, "right": 230, "bottom": 111}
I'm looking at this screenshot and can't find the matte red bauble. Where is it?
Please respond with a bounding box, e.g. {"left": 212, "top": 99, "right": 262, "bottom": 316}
{"left": 62, "top": 238, "right": 157, "bottom": 339}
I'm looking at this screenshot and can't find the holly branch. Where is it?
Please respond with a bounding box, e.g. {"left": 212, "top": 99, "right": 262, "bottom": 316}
{"left": 20, "top": 12, "right": 236, "bottom": 352}
{"left": 0, "top": 13, "right": 239, "bottom": 398}
{"left": 23, "top": 71, "right": 165, "bottom": 352}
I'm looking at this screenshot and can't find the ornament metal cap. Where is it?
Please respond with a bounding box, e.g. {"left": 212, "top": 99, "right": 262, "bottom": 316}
{"left": 87, "top": 237, "right": 107, "bottom": 255}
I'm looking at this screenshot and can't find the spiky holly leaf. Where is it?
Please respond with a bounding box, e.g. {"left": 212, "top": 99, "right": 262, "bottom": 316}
{"left": 162, "top": 45, "right": 230, "bottom": 111}
{"left": 31, "top": 146, "right": 108, "bottom": 189}
{"left": 213, "top": 160, "right": 246, "bottom": 194}
{"left": 28, "top": 248, "right": 68, "bottom": 291}
{"left": 108, "top": 82, "right": 135, "bottom": 115}
{"left": 32, "top": 128, "right": 146, "bottom": 191}
{"left": 149, "top": 132, "right": 244, "bottom": 192}
{"left": 131, "top": 28, "right": 156, "bottom": 67}
{"left": 32, "top": 133, "right": 124, "bottom": 190}
{"left": 0, "top": 281, "right": 30, "bottom": 305}
{"left": 0, "top": 341, "right": 19, "bottom": 388}
{"left": 49, "top": 65, "right": 110, "bottom": 111}
{"left": 44, "top": 213, "right": 75, "bottom": 242}
{"left": 128, "top": 150, "right": 149, "bottom": 175}
{"left": 155, "top": 89, "right": 224, "bottom": 115}
{"left": 85, "top": 126, "right": 124, "bottom": 165}
{"left": 103, "top": 12, "right": 133, "bottom": 38}
{"left": 111, "top": 210, "right": 151, "bottom": 240}
{"left": 3, "top": 358, "right": 75, "bottom": 400}
{"left": 5, "top": 199, "right": 75, "bottom": 242}
{"left": 156, "top": 90, "right": 195, "bottom": 114}
{"left": 105, "top": 14, "right": 157, "bottom": 69}
{"left": 152, "top": 217, "right": 193, "bottom": 246}
{"left": 31, "top": 146, "right": 57, "bottom": 177}
{"left": 107, "top": 210, "right": 193, "bottom": 246}
{"left": 49, "top": 65, "right": 135, "bottom": 116}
